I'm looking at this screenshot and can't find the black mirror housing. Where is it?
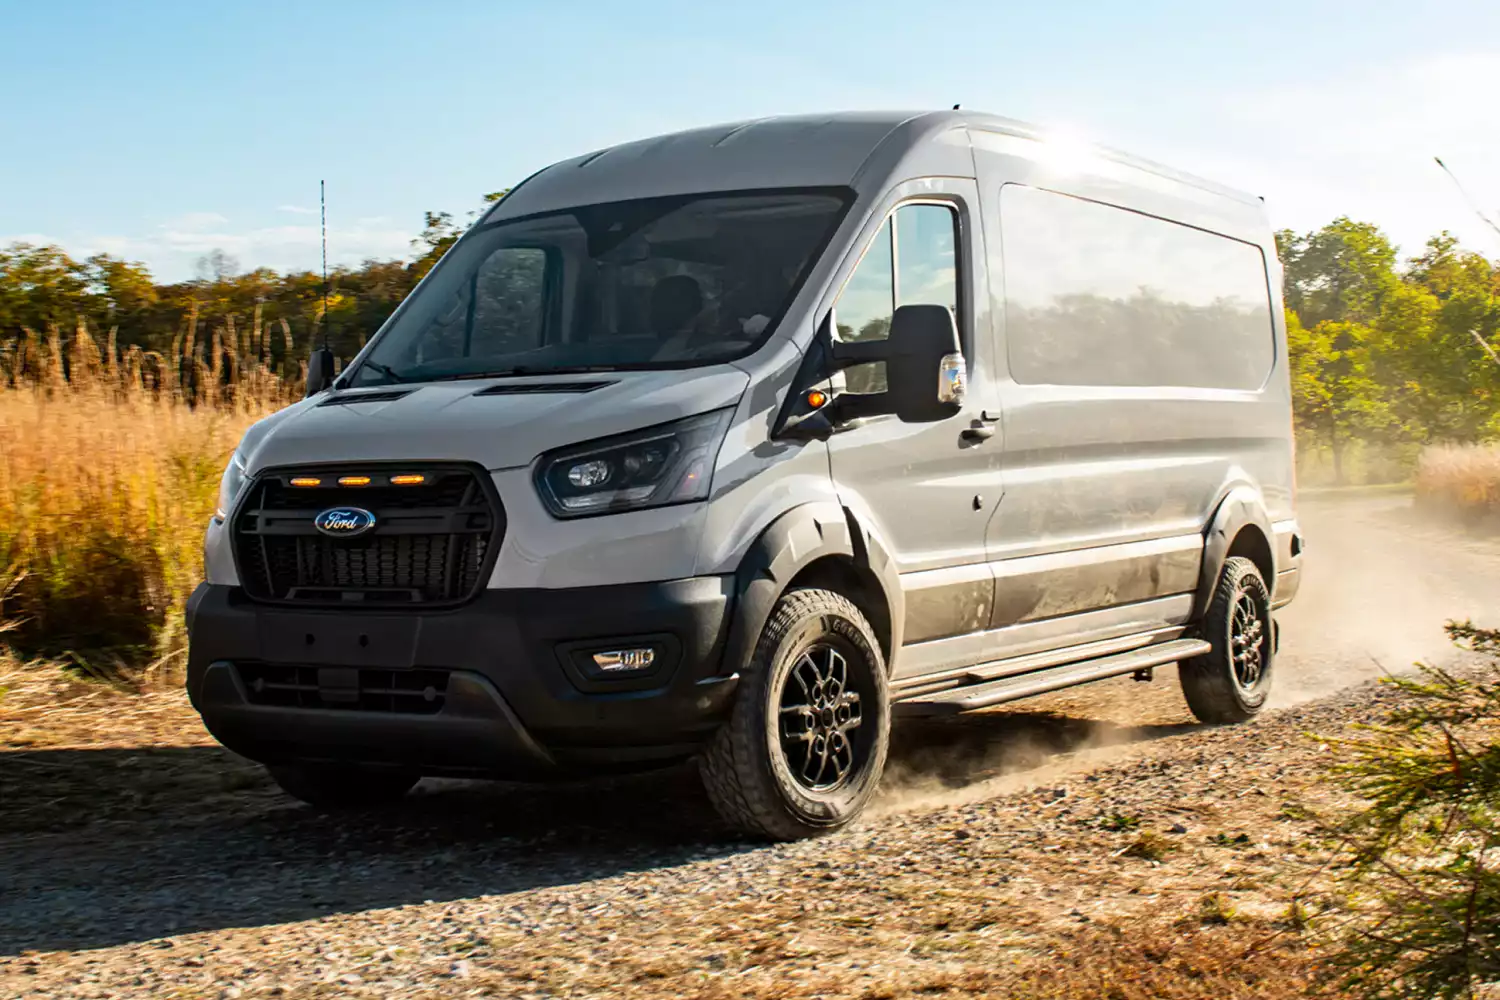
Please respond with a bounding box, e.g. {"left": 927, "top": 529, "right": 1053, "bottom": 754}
{"left": 884, "top": 304, "right": 965, "bottom": 422}
{"left": 305, "top": 346, "right": 335, "bottom": 397}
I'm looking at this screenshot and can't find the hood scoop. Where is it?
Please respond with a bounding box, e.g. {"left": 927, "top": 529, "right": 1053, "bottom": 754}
{"left": 318, "top": 389, "right": 415, "bottom": 407}
{"left": 471, "top": 380, "right": 616, "bottom": 397}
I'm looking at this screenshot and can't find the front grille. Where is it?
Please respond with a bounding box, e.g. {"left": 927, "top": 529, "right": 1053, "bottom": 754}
{"left": 233, "top": 464, "right": 502, "bottom": 606}
{"left": 238, "top": 663, "right": 451, "bottom": 714}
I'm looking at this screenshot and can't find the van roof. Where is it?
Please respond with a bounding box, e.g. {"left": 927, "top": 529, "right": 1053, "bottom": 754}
{"left": 490, "top": 110, "right": 1260, "bottom": 220}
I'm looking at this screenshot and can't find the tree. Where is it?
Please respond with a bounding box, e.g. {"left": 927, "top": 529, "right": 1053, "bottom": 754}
{"left": 1280, "top": 217, "right": 1399, "bottom": 327}
{"left": 1287, "top": 312, "right": 1390, "bottom": 483}
{"left": 0, "top": 243, "right": 94, "bottom": 332}
{"left": 409, "top": 211, "right": 463, "bottom": 282}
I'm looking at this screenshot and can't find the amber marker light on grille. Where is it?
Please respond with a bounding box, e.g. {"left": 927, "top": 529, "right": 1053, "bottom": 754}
{"left": 337, "top": 475, "right": 372, "bottom": 486}
{"left": 390, "top": 474, "right": 427, "bottom": 486}
{"left": 289, "top": 477, "right": 322, "bottom": 487}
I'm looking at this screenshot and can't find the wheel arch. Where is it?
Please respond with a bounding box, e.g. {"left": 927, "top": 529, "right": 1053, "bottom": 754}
{"left": 722, "top": 502, "right": 904, "bottom": 677}
{"left": 1195, "top": 486, "right": 1277, "bottom": 619}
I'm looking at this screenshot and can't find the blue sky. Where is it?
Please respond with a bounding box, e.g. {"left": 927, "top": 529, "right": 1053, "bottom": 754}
{"left": 3, "top": 0, "right": 1499, "bottom": 280}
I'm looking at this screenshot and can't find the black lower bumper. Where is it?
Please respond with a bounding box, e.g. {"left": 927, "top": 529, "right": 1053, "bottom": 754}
{"left": 185, "top": 578, "right": 739, "bottom": 777}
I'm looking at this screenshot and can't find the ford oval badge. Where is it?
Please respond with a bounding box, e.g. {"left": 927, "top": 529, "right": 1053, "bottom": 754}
{"left": 314, "top": 507, "right": 377, "bottom": 538}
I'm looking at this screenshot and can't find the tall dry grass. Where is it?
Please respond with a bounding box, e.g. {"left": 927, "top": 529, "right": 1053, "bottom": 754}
{"left": 1415, "top": 442, "right": 1500, "bottom": 524}
{"left": 0, "top": 322, "right": 297, "bottom": 683}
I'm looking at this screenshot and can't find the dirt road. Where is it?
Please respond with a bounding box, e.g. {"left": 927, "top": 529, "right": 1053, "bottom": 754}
{"left": 3, "top": 493, "right": 1498, "bottom": 998}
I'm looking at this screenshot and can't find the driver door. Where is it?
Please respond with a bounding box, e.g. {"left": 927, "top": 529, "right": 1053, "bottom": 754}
{"left": 825, "top": 182, "right": 1002, "bottom": 673}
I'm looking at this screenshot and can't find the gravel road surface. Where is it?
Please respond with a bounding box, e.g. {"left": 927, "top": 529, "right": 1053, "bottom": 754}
{"left": 3, "top": 492, "right": 1498, "bottom": 998}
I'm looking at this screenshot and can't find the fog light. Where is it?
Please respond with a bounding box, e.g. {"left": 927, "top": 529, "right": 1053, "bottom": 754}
{"left": 591, "top": 648, "right": 656, "bottom": 673}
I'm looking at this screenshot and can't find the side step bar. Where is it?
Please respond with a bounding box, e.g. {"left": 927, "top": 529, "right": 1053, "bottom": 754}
{"left": 894, "top": 637, "right": 1211, "bottom": 716}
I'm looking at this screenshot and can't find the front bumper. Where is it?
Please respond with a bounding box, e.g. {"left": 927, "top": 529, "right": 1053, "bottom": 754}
{"left": 185, "top": 577, "right": 739, "bottom": 777}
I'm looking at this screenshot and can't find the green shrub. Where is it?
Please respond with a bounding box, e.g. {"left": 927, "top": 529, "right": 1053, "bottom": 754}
{"left": 1325, "top": 621, "right": 1500, "bottom": 999}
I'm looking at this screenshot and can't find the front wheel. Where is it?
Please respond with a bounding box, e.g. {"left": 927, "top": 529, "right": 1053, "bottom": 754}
{"left": 700, "top": 588, "right": 890, "bottom": 841}
{"left": 1179, "top": 556, "right": 1275, "bottom": 724}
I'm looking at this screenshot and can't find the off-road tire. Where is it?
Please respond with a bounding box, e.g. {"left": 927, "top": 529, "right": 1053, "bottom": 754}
{"left": 700, "top": 588, "right": 890, "bottom": 841}
{"left": 267, "top": 764, "right": 419, "bottom": 810}
{"left": 1180, "top": 556, "right": 1275, "bottom": 724}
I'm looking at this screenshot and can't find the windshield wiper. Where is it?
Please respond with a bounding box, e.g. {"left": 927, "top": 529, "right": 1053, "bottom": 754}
{"left": 359, "top": 361, "right": 410, "bottom": 383}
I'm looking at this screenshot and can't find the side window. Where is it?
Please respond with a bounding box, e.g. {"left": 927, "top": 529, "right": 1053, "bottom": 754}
{"left": 835, "top": 218, "right": 894, "bottom": 345}
{"left": 1000, "top": 185, "right": 1274, "bottom": 390}
{"left": 897, "top": 204, "right": 958, "bottom": 317}
{"left": 834, "top": 203, "right": 959, "bottom": 393}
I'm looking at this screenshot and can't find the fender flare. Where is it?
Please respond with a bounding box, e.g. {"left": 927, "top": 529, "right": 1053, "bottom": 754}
{"left": 1194, "top": 486, "right": 1276, "bottom": 618}
{"left": 720, "top": 502, "right": 905, "bottom": 677}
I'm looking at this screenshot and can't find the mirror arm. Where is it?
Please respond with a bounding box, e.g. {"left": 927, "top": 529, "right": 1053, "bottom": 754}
{"left": 827, "top": 338, "right": 889, "bottom": 369}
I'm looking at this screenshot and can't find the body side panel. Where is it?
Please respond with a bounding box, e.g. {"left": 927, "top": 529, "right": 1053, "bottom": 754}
{"left": 969, "top": 129, "right": 1295, "bottom": 652}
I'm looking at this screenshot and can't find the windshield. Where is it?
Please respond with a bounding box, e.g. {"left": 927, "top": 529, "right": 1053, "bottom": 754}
{"left": 348, "top": 189, "right": 851, "bottom": 386}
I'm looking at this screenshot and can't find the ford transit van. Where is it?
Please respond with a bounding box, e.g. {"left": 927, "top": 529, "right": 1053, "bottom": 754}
{"left": 187, "top": 110, "right": 1303, "bottom": 840}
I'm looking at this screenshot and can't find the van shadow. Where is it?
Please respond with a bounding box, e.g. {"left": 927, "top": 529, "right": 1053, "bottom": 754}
{"left": 0, "top": 706, "right": 1200, "bottom": 955}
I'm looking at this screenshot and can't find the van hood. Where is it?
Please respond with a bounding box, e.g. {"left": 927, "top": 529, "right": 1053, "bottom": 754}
{"left": 237, "top": 367, "right": 751, "bottom": 473}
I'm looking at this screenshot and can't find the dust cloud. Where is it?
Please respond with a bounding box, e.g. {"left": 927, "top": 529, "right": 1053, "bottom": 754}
{"left": 1271, "top": 493, "right": 1500, "bottom": 706}
{"left": 873, "top": 492, "right": 1500, "bottom": 812}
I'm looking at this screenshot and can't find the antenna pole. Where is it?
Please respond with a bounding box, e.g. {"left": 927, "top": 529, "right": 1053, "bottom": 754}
{"left": 1434, "top": 157, "right": 1500, "bottom": 244}
{"left": 320, "top": 179, "right": 330, "bottom": 350}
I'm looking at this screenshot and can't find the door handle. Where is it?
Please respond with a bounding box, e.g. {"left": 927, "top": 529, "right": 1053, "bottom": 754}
{"left": 961, "top": 425, "right": 995, "bottom": 443}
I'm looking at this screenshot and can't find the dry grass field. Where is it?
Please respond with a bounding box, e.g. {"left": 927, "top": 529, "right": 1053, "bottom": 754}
{"left": 1416, "top": 442, "right": 1500, "bottom": 525}
{"left": 0, "top": 325, "right": 287, "bottom": 681}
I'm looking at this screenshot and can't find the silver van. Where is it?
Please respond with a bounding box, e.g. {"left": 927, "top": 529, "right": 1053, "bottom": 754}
{"left": 187, "top": 110, "right": 1303, "bottom": 840}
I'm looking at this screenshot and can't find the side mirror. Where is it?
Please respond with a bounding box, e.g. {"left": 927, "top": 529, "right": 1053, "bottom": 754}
{"left": 305, "top": 346, "right": 335, "bottom": 397}
{"left": 776, "top": 306, "right": 966, "bottom": 441}
{"left": 884, "top": 304, "right": 965, "bottom": 422}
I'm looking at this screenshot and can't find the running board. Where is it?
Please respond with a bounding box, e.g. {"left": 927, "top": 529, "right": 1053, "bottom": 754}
{"left": 893, "top": 638, "right": 1211, "bottom": 716}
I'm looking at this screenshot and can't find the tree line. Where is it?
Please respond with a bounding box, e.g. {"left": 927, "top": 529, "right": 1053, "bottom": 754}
{"left": 0, "top": 193, "right": 506, "bottom": 390}
{"left": 3, "top": 203, "right": 1497, "bottom": 483}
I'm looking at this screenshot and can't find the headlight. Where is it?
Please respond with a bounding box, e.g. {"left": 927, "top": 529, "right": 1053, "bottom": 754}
{"left": 535, "top": 410, "right": 732, "bottom": 518}
{"left": 214, "top": 451, "right": 249, "bottom": 521}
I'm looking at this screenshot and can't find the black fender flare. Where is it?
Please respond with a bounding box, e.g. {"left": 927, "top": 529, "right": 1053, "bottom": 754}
{"left": 720, "top": 502, "right": 905, "bottom": 677}
{"left": 1194, "top": 486, "right": 1276, "bottom": 618}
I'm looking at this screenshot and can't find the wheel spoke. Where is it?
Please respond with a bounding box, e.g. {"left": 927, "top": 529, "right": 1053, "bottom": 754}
{"left": 826, "top": 649, "right": 846, "bottom": 700}
{"left": 834, "top": 691, "right": 862, "bottom": 732}
{"left": 793, "top": 655, "right": 818, "bottom": 698}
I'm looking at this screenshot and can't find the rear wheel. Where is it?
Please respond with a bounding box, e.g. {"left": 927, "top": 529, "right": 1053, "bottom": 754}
{"left": 700, "top": 588, "right": 890, "bottom": 841}
{"left": 1179, "top": 556, "right": 1274, "bottom": 724}
{"left": 267, "top": 764, "right": 419, "bottom": 809}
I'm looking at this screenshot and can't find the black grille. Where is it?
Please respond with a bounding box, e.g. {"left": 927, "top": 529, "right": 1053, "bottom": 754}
{"left": 238, "top": 663, "right": 451, "bottom": 714}
{"left": 233, "top": 464, "right": 501, "bottom": 606}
